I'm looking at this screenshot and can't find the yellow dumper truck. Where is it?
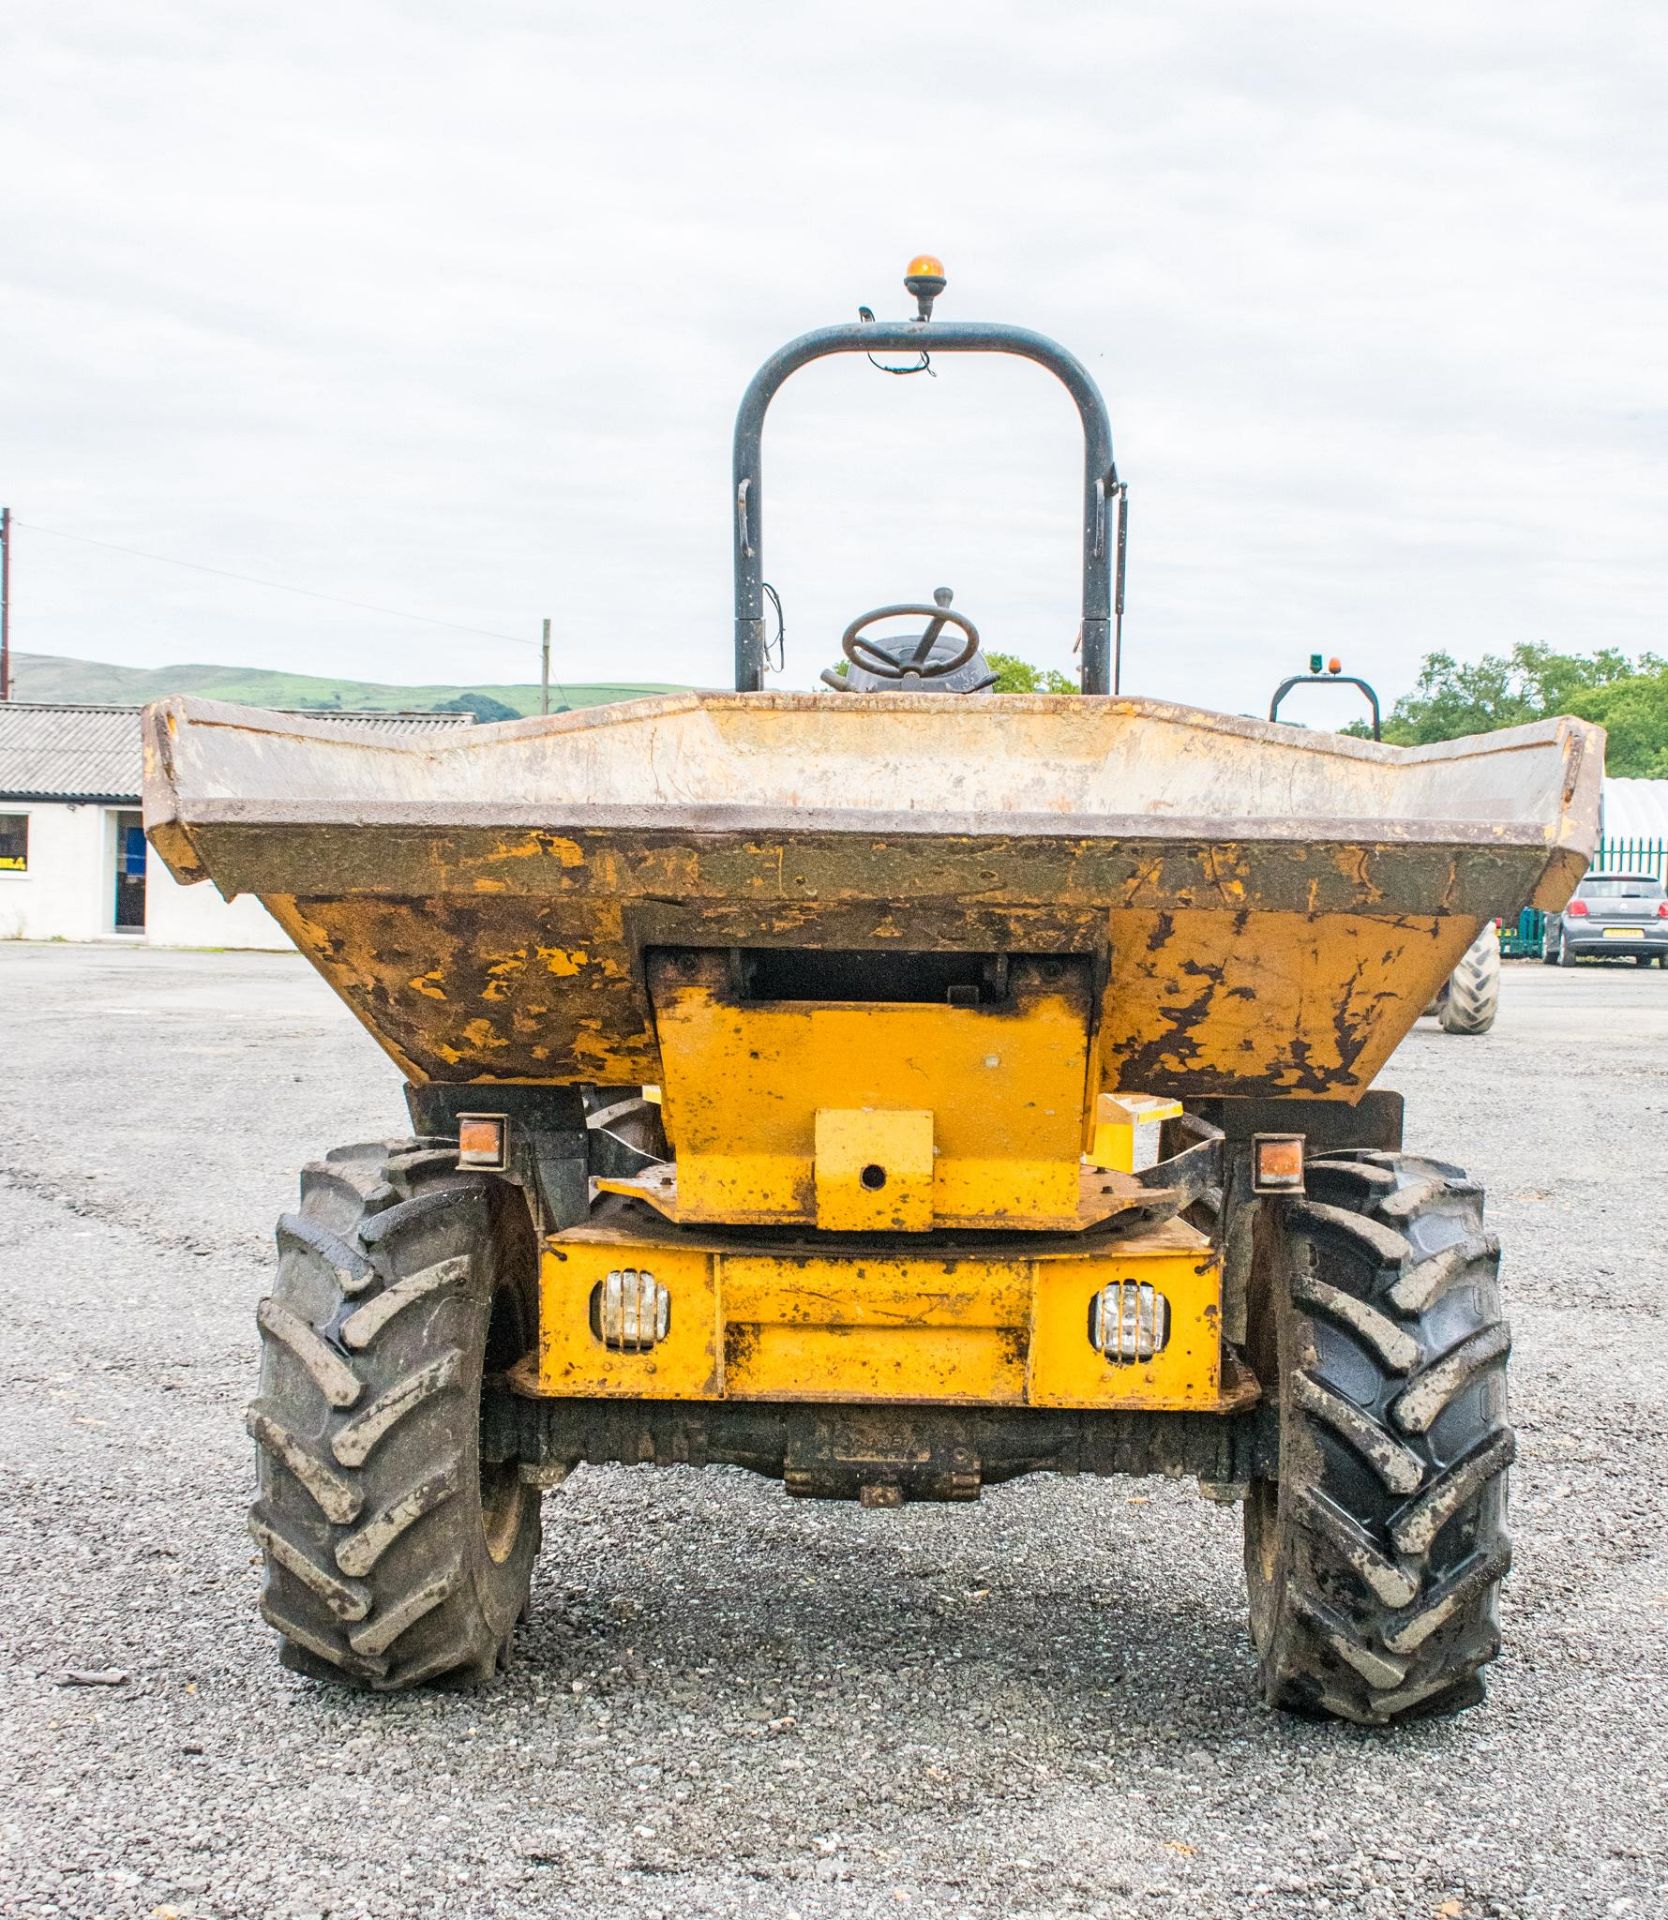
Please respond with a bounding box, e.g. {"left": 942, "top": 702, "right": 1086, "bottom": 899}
{"left": 144, "top": 260, "right": 1600, "bottom": 1724}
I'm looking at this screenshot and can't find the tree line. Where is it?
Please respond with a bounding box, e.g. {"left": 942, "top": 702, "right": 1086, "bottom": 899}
{"left": 1365, "top": 643, "right": 1668, "bottom": 776}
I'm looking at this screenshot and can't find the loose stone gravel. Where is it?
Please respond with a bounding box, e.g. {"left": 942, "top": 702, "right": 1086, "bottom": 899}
{"left": 1, "top": 942, "right": 1665, "bottom": 1919}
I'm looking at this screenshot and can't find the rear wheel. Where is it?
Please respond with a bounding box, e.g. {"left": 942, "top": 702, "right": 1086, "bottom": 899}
{"left": 247, "top": 1140, "right": 540, "bottom": 1689}
{"left": 1436, "top": 925, "right": 1500, "bottom": 1034}
{"left": 1556, "top": 930, "right": 1576, "bottom": 967}
{"left": 1245, "top": 1152, "right": 1512, "bottom": 1725}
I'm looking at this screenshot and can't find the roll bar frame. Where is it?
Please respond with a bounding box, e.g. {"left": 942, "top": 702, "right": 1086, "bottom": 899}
{"left": 1268, "top": 673, "right": 1383, "bottom": 741}
{"left": 731, "top": 319, "right": 1122, "bottom": 694}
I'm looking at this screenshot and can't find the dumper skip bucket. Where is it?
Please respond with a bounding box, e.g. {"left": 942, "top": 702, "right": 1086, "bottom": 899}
{"left": 144, "top": 690, "right": 1599, "bottom": 1099}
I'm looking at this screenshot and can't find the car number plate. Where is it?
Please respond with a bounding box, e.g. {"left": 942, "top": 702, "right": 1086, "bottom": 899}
{"left": 1602, "top": 927, "right": 1644, "bottom": 938}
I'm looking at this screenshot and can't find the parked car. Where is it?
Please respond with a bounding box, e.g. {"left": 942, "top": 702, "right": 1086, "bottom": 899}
{"left": 1543, "top": 871, "right": 1668, "bottom": 966}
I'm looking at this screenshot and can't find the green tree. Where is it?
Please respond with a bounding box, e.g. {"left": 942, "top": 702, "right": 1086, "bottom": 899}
{"left": 983, "top": 650, "right": 1077, "bottom": 694}
{"left": 434, "top": 692, "right": 524, "bottom": 724}
{"left": 1564, "top": 669, "right": 1668, "bottom": 776}
{"left": 1378, "top": 650, "right": 1533, "bottom": 740}
{"left": 1377, "top": 643, "right": 1668, "bottom": 773}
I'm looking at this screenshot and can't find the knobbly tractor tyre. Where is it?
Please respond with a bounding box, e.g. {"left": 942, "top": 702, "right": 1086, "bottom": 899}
{"left": 1435, "top": 924, "right": 1501, "bottom": 1034}
{"left": 246, "top": 1140, "right": 541, "bottom": 1689}
{"left": 1245, "top": 1151, "right": 1513, "bottom": 1725}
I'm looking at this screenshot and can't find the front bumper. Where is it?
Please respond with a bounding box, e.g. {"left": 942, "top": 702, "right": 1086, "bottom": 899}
{"left": 1560, "top": 924, "right": 1668, "bottom": 956}
{"left": 515, "top": 1204, "right": 1252, "bottom": 1416}
{"left": 482, "top": 1393, "right": 1278, "bottom": 1504}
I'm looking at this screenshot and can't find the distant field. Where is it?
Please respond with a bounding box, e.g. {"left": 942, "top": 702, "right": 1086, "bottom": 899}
{"left": 9, "top": 650, "right": 686, "bottom": 715}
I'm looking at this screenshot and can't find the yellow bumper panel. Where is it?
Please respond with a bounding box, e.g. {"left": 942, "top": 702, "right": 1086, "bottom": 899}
{"left": 525, "top": 1217, "right": 1232, "bottom": 1413}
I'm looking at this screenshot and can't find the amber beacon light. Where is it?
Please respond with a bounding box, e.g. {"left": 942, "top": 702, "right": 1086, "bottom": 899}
{"left": 904, "top": 253, "right": 947, "bottom": 318}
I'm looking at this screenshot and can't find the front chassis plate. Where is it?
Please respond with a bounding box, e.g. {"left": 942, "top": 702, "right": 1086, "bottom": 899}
{"left": 515, "top": 1203, "right": 1253, "bottom": 1414}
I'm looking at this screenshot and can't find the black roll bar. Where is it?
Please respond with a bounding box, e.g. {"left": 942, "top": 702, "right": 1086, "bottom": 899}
{"left": 1268, "top": 674, "right": 1383, "bottom": 741}
{"left": 731, "top": 319, "right": 1121, "bottom": 694}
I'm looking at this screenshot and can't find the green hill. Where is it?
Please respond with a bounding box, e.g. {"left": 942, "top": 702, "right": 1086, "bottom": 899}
{"left": 7, "top": 650, "right": 686, "bottom": 716}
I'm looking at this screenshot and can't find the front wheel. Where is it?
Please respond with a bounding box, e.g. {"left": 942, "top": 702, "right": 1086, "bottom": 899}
{"left": 1245, "top": 1152, "right": 1512, "bottom": 1725}
{"left": 247, "top": 1140, "right": 541, "bottom": 1690}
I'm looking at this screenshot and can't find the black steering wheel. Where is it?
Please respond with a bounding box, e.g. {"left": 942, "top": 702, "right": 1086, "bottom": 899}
{"left": 841, "top": 600, "right": 981, "bottom": 681}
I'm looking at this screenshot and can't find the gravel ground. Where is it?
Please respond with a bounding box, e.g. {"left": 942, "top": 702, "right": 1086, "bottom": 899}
{"left": 1, "top": 940, "right": 1665, "bottom": 1920}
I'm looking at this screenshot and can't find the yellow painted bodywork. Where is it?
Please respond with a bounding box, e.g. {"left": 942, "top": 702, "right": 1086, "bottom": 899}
{"left": 528, "top": 1215, "right": 1230, "bottom": 1411}
{"left": 813, "top": 1109, "right": 936, "bottom": 1232}
{"left": 1093, "top": 907, "right": 1481, "bottom": 1098}
{"left": 650, "top": 957, "right": 1093, "bottom": 1231}
{"left": 249, "top": 894, "right": 1496, "bottom": 1101}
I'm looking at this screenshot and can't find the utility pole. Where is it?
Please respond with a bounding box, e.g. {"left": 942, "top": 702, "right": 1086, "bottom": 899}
{"left": 541, "top": 616, "right": 551, "bottom": 717}
{"left": 0, "top": 506, "right": 11, "bottom": 702}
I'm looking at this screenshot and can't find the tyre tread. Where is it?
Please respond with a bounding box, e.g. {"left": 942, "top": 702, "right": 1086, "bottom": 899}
{"left": 1437, "top": 926, "right": 1502, "bottom": 1034}
{"left": 246, "top": 1139, "right": 538, "bottom": 1692}
{"left": 1249, "top": 1151, "right": 1513, "bottom": 1725}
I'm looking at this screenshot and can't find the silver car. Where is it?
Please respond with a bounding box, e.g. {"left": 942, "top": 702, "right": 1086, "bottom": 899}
{"left": 1543, "top": 870, "right": 1668, "bottom": 966}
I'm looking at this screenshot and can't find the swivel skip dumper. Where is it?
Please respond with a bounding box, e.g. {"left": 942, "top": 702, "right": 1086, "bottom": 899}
{"left": 145, "top": 258, "right": 1600, "bottom": 1723}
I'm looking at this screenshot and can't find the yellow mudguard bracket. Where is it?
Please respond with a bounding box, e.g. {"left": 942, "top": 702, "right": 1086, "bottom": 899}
{"left": 1088, "top": 1093, "right": 1184, "bottom": 1173}
{"left": 523, "top": 1219, "right": 1233, "bottom": 1413}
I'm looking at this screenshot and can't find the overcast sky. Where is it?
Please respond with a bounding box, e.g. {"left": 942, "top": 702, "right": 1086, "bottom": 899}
{"left": 2, "top": 1, "right": 1663, "bottom": 721}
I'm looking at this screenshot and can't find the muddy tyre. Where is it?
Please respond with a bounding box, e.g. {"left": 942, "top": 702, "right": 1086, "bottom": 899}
{"left": 1434, "top": 924, "right": 1501, "bottom": 1034}
{"left": 246, "top": 1140, "right": 540, "bottom": 1690}
{"left": 1245, "top": 1151, "right": 1513, "bottom": 1725}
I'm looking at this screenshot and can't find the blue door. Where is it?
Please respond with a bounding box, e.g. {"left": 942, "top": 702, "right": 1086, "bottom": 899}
{"left": 115, "top": 812, "right": 147, "bottom": 930}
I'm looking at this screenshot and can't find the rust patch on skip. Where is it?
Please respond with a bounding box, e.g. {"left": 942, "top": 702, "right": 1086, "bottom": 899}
{"left": 1333, "top": 844, "right": 1383, "bottom": 906}
{"left": 481, "top": 951, "right": 530, "bottom": 1002}
{"left": 486, "top": 831, "right": 586, "bottom": 868}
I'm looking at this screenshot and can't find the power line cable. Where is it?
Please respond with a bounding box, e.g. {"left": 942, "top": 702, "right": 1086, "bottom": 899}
{"left": 14, "top": 517, "right": 577, "bottom": 709}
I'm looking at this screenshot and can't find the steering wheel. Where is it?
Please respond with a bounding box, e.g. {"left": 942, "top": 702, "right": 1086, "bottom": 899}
{"left": 841, "top": 600, "right": 981, "bottom": 681}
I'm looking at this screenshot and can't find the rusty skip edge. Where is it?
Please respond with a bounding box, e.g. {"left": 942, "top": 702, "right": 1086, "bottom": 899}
{"left": 144, "top": 813, "right": 1595, "bottom": 906}
{"left": 141, "top": 695, "right": 1605, "bottom": 892}
{"left": 140, "top": 701, "right": 204, "bottom": 884}
{"left": 141, "top": 686, "right": 1602, "bottom": 770}
{"left": 145, "top": 822, "right": 1593, "bottom": 930}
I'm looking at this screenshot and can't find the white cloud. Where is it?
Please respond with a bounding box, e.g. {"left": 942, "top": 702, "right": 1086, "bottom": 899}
{"left": 1, "top": 0, "right": 1662, "bottom": 713}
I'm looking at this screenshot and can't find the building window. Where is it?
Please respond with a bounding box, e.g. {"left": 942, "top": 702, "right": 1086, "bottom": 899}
{"left": 0, "top": 813, "right": 26, "bottom": 872}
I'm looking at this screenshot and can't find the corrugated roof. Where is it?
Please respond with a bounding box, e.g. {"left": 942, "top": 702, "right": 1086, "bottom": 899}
{"left": 0, "top": 701, "right": 474, "bottom": 803}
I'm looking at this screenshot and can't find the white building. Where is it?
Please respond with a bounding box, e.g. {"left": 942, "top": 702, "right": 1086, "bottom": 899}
{"left": 0, "top": 702, "right": 471, "bottom": 948}
{"left": 1601, "top": 775, "right": 1668, "bottom": 847}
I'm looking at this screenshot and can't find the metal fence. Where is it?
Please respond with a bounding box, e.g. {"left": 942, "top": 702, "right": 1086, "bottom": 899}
{"left": 1499, "top": 838, "right": 1668, "bottom": 957}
